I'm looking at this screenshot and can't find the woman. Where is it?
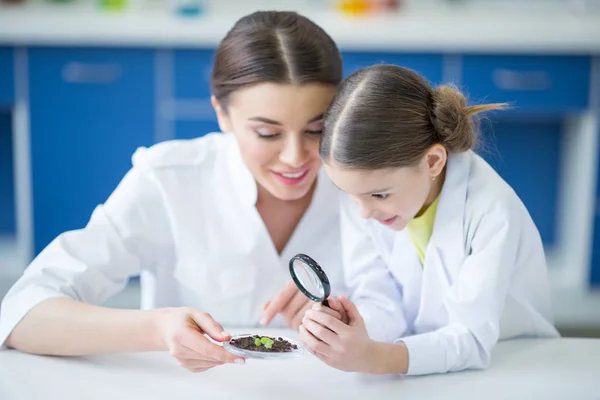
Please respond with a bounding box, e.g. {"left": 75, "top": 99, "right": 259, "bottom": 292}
{"left": 0, "top": 11, "right": 346, "bottom": 373}
{"left": 299, "top": 64, "right": 559, "bottom": 375}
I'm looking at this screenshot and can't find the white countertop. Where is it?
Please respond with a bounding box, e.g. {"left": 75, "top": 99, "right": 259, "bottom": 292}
{"left": 1, "top": 328, "right": 599, "bottom": 400}
{"left": 1, "top": 2, "right": 599, "bottom": 53}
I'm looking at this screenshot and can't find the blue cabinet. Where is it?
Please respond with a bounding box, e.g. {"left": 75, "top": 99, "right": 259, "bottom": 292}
{"left": 341, "top": 52, "right": 445, "bottom": 84}
{"left": 0, "top": 112, "right": 15, "bottom": 235}
{"left": 0, "top": 47, "right": 14, "bottom": 108}
{"left": 172, "top": 49, "right": 219, "bottom": 140}
{"left": 28, "top": 48, "right": 156, "bottom": 254}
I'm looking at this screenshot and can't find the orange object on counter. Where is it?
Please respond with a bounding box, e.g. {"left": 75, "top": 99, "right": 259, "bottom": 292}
{"left": 336, "top": 0, "right": 370, "bottom": 15}
{"left": 336, "top": 0, "right": 401, "bottom": 15}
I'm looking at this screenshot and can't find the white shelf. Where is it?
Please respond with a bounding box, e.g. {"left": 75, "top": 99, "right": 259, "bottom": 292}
{"left": 0, "top": 2, "right": 599, "bottom": 52}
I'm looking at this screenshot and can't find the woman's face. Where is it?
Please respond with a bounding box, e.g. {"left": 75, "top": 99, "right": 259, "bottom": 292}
{"left": 214, "top": 83, "right": 336, "bottom": 201}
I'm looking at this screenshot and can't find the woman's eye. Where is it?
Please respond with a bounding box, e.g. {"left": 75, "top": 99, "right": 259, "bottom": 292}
{"left": 254, "top": 130, "right": 281, "bottom": 140}
{"left": 371, "top": 193, "right": 389, "bottom": 200}
{"left": 305, "top": 120, "right": 324, "bottom": 135}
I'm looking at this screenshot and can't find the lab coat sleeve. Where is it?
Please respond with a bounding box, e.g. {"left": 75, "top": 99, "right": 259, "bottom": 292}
{"left": 0, "top": 151, "right": 173, "bottom": 348}
{"left": 397, "top": 200, "right": 521, "bottom": 375}
{"left": 340, "top": 197, "right": 407, "bottom": 343}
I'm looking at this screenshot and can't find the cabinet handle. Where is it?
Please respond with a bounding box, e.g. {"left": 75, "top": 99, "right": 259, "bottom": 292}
{"left": 161, "top": 98, "right": 215, "bottom": 121}
{"left": 62, "top": 62, "right": 122, "bottom": 84}
{"left": 492, "top": 69, "right": 551, "bottom": 91}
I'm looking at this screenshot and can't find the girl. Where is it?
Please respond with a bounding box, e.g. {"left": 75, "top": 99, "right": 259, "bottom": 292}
{"left": 299, "top": 64, "right": 559, "bottom": 375}
{"left": 0, "top": 11, "right": 346, "bottom": 373}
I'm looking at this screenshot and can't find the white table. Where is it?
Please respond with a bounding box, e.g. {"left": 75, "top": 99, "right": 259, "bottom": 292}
{"left": 1, "top": 329, "right": 599, "bottom": 400}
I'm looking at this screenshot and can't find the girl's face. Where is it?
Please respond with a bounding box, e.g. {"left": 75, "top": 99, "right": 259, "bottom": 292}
{"left": 213, "top": 82, "right": 336, "bottom": 202}
{"left": 324, "top": 146, "right": 447, "bottom": 231}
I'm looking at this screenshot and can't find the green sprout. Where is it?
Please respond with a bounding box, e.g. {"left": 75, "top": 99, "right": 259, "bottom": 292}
{"left": 254, "top": 336, "right": 274, "bottom": 349}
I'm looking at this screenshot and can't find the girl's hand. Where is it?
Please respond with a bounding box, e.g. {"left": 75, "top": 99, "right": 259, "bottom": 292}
{"left": 157, "top": 308, "right": 245, "bottom": 373}
{"left": 299, "top": 296, "right": 377, "bottom": 373}
{"left": 310, "top": 297, "right": 349, "bottom": 324}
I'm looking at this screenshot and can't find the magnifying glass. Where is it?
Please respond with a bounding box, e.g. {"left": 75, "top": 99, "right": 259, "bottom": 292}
{"left": 289, "top": 253, "right": 331, "bottom": 307}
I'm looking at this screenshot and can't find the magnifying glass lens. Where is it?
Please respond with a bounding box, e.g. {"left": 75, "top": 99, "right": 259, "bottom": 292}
{"left": 292, "top": 259, "right": 325, "bottom": 299}
{"left": 289, "top": 254, "right": 331, "bottom": 304}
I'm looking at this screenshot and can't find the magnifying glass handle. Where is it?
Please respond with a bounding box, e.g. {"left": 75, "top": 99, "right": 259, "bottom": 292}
{"left": 321, "top": 299, "right": 329, "bottom": 308}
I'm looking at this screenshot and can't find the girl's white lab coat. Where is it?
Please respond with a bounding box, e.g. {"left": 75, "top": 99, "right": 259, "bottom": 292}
{"left": 342, "top": 150, "right": 559, "bottom": 376}
{"left": 0, "top": 133, "right": 345, "bottom": 347}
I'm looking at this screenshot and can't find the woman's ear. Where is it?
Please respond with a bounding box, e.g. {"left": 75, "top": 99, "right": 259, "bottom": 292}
{"left": 211, "top": 95, "right": 232, "bottom": 133}
{"left": 425, "top": 144, "right": 447, "bottom": 179}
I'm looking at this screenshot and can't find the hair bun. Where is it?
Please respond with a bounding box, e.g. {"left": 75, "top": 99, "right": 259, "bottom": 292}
{"left": 431, "top": 85, "right": 473, "bottom": 153}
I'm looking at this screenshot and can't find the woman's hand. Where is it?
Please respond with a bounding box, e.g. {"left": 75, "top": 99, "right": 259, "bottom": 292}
{"left": 260, "top": 281, "right": 326, "bottom": 330}
{"left": 157, "top": 308, "right": 245, "bottom": 373}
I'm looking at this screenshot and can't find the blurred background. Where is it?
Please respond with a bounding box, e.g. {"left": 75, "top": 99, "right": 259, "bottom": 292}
{"left": 0, "top": 0, "right": 599, "bottom": 337}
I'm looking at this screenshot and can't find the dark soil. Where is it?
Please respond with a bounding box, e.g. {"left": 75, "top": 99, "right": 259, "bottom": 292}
{"left": 229, "top": 335, "right": 298, "bottom": 353}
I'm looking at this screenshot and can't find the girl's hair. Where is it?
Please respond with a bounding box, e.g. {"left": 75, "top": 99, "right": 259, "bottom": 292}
{"left": 211, "top": 11, "right": 343, "bottom": 109}
{"left": 320, "top": 64, "right": 507, "bottom": 169}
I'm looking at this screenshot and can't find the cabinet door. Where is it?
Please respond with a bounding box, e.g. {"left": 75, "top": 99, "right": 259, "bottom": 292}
{"left": 0, "top": 47, "right": 14, "bottom": 108}
{"left": 0, "top": 112, "right": 15, "bottom": 235}
{"left": 28, "top": 48, "right": 155, "bottom": 254}
{"left": 477, "top": 120, "right": 562, "bottom": 246}
{"left": 171, "top": 49, "right": 219, "bottom": 140}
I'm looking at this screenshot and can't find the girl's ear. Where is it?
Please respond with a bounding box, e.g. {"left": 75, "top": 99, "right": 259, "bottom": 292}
{"left": 425, "top": 144, "right": 447, "bottom": 179}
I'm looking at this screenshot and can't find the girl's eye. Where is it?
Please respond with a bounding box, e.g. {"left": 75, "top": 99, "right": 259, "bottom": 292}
{"left": 371, "top": 193, "right": 389, "bottom": 200}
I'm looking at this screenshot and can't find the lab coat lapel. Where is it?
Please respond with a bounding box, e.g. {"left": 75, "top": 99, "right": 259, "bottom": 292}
{"left": 226, "top": 133, "right": 258, "bottom": 206}
{"left": 417, "top": 151, "right": 471, "bottom": 328}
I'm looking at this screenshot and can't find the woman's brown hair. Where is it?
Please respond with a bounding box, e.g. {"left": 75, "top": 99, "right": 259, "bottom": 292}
{"left": 320, "top": 64, "right": 507, "bottom": 169}
{"left": 211, "top": 11, "right": 343, "bottom": 110}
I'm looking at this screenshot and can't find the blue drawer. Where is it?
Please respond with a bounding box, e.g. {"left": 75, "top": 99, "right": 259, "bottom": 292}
{"left": 462, "top": 55, "right": 591, "bottom": 112}
{"left": 341, "top": 52, "right": 445, "bottom": 85}
{"left": 0, "top": 47, "right": 15, "bottom": 107}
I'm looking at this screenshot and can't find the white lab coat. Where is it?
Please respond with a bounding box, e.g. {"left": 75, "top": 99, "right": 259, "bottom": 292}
{"left": 342, "top": 150, "right": 559, "bottom": 376}
{"left": 0, "top": 133, "right": 345, "bottom": 348}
